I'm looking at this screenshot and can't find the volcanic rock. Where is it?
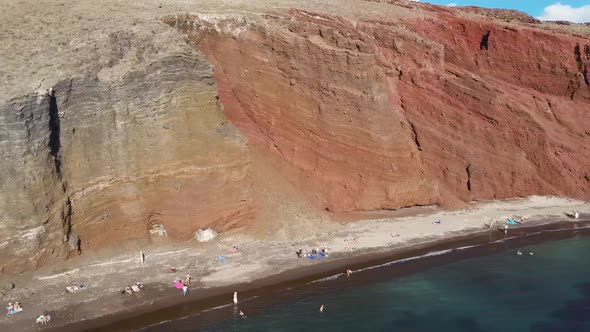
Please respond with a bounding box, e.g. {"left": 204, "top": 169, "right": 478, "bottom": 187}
{"left": 0, "top": 0, "right": 588, "bottom": 272}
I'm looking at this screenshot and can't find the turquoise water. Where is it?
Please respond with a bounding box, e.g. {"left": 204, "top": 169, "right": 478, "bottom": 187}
{"left": 146, "top": 235, "right": 590, "bottom": 332}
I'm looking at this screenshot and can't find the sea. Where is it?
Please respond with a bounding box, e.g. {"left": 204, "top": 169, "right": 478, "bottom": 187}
{"left": 141, "top": 229, "right": 590, "bottom": 332}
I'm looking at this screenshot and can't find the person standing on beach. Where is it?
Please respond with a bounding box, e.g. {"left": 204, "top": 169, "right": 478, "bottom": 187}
{"left": 233, "top": 292, "right": 238, "bottom": 305}
{"left": 182, "top": 285, "right": 189, "bottom": 296}
{"left": 504, "top": 224, "right": 508, "bottom": 234}
{"left": 185, "top": 274, "right": 192, "bottom": 286}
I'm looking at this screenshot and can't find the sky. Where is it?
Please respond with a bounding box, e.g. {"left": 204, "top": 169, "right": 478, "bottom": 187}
{"left": 418, "top": 0, "right": 590, "bottom": 23}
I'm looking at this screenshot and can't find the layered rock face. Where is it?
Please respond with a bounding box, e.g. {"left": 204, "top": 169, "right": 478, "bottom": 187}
{"left": 0, "top": 32, "right": 253, "bottom": 273}
{"left": 166, "top": 7, "right": 590, "bottom": 213}
{"left": 1, "top": 0, "right": 589, "bottom": 273}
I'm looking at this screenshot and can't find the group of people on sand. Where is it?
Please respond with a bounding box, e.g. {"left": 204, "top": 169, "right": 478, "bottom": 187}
{"left": 296, "top": 247, "right": 328, "bottom": 258}
{"left": 172, "top": 274, "right": 192, "bottom": 296}
{"left": 6, "top": 302, "right": 22, "bottom": 315}
{"left": 7, "top": 301, "right": 51, "bottom": 325}
{"left": 123, "top": 282, "right": 144, "bottom": 295}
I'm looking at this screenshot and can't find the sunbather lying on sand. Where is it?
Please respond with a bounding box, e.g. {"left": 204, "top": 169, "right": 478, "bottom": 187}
{"left": 36, "top": 314, "right": 50, "bottom": 325}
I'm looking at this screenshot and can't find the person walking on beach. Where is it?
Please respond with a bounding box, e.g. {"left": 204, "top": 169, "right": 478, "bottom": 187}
{"left": 504, "top": 224, "right": 508, "bottom": 234}
{"left": 182, "top": 285, "right": 189, "bottom": 296}
{"left": 233, "top": 292, "right": 238, "bottom": 305}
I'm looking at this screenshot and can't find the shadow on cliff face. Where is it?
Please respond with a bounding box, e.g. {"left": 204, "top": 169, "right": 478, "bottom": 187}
{"left": 48, "top": 91, "right": 62, "bottom": 177}
{"left": 479, "top": 30, "right": 490, "bottom": 50}
{"left": 574, "top": 44, "right": 590, "bottom": 86}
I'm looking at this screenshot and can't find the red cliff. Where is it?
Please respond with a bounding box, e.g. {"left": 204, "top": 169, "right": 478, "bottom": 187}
{"left": 1, "top": 0, "right": 589, "bottom": 273}
{"left": 166, "top": 5, "right": 590, "bottom": 213}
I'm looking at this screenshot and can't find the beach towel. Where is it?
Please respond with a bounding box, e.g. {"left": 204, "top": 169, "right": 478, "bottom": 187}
{"left": 217, "top": 256, "right": 228, "bottom": 263}
{"left": 174, "top": 282, "right": 184, "bottom": 289}
{"left": 131, "top": 285, "right": 141, "bottom": 292}
{"left": 6, "top": 307, "right": 22, "bottom": 315}
{"left": 307, "top": 252, "right": 327, "bottom": 260}
{"left": 507, "top": 219, "right": 520, "bottom": 225}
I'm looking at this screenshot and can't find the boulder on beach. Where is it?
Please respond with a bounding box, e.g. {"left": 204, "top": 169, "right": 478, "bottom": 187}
{"left": 2, "top": 281, "right": 15, "bottom": 291}
{"left": 195, "top": 229, "right": 218, "bottom": 242}
{"left": 149, "top": 224, "right": 168, "bottom": 237}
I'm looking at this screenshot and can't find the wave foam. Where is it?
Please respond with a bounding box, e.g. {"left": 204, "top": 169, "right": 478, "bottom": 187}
{"left": 354, "top": 249, "right": 453, "bottom": 273}
{"left": 308, "top": 274, "right": 343, "bottom": 284}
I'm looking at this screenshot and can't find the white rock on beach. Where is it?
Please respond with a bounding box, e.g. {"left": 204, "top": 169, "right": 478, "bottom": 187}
{"left": 195, "top": 228, "right": 218, "bottom": 242}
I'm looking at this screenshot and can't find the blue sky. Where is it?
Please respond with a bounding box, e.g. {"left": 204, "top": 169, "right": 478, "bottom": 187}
{"left": 421, "top": 0, "right": 590, "bottom": 22}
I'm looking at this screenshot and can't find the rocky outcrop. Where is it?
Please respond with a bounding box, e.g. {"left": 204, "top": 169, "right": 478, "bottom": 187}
{"left": 0, "top": 32, "right": 254, "bottom": 273}
{"left": 165, "top": 7, "right": 590, "bottom": 212}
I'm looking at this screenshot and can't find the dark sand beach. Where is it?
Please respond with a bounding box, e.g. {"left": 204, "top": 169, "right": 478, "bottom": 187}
{"left": 50, "top": 215, "right": 590, "bottom": 332}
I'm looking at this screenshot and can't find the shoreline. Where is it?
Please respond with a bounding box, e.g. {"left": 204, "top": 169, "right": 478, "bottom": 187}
{"left": 55, "top": 217, "right": 590, "bottom": 332}
{"left": 1, "top": 196, "right": 589, "bottom": 332}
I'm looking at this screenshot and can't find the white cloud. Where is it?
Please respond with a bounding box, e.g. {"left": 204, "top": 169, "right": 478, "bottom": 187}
{"left": 447, "top": 2, "right": 458, "bottom": 6}
{"left": 537, "top": 3, "right": 590, "bottom": 23}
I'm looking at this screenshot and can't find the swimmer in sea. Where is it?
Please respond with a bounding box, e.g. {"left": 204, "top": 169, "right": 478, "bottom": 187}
{"left": 319, "top": 305, "right": 324, "bottom": 313}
